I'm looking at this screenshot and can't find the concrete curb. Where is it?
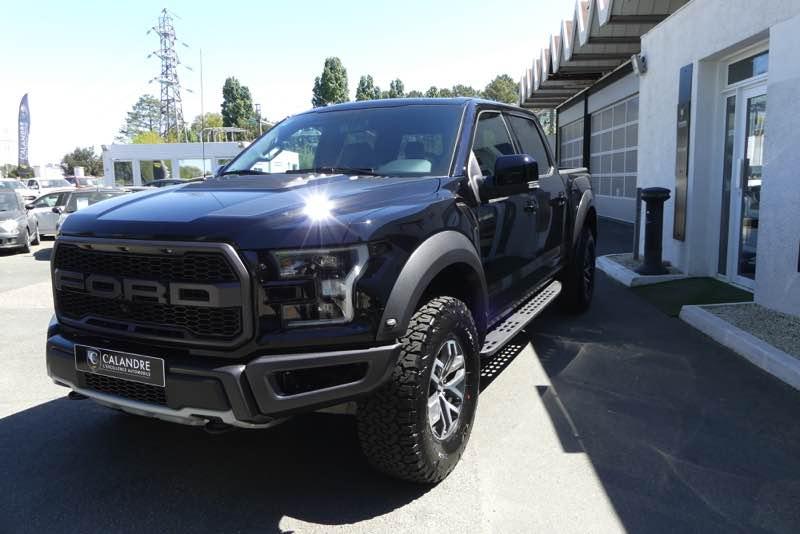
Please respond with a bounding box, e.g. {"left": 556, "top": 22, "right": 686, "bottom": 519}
{"left": 679, "top": 305, "right": 800, "bottom": 392}
{"left": 597, "top": 255, "right": 687, "bottom": 287}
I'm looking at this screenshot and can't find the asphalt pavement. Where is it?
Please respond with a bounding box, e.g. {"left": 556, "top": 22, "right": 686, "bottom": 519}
{"left": 0, "top": 222, "right": 798, "bottom": 534}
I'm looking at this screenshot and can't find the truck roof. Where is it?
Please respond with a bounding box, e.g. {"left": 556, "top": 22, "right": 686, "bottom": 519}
{"left": 303, "top": 97, "right": 522, "bottom": 115}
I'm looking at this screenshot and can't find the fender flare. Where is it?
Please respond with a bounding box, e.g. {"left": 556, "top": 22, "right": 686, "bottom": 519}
{"left": 376, "top": 231, "right": 487, "bottom": 342}
{"left": 572, "top": 187, "right": 596, "bottom": 249}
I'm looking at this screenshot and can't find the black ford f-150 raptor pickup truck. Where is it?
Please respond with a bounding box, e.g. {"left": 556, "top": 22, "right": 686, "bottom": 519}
{"left": 47, "top": 98, "right": 596, "bottom": 483}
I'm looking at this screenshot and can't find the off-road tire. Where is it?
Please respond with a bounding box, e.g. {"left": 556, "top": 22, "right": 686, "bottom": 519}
{"left": 560, "top": 225, "right": 595, "bottom": 313}
{"left": 357, "top": 296, "right": 480, "bottom": 484}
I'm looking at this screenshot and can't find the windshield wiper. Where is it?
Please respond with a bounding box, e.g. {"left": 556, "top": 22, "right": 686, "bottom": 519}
{"left": 289, "top": 166, "right": 379, "bottom": 176}
{"left": 219, "top": 169, "right": 271, "bottom": 176}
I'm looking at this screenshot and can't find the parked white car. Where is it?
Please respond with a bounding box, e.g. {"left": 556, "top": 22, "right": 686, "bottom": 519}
{"left": 25, "top": 189, "right": 73, "bottom": 237}
{"left": 53, "top": 188, "right": 129, "bottom": 234}
{"left": 0, "top": 179, "right": 37, "bottom": 202}
{"left": 25, "top": 177, "right": 74, "bottom": 196}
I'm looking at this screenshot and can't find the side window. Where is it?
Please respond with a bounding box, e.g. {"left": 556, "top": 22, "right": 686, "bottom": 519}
{"left": 33, "top": 193, "right": 57, "bottom": 208}
{"left": 506, "top": 115, "right": 551, "bottom": 174}
{"left": 472, "top": 112, "right": 516, "bottom": 176}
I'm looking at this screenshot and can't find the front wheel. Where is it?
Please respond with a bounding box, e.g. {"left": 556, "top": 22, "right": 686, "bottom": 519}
{"left": 31, "top": 224, "right": 39, "bottom": 245}
{"left": 357, "top": 296, "right": 480, "bottom": 484}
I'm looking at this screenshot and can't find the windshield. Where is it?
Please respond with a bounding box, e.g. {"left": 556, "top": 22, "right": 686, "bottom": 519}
{"left": 0, "top": 192, "right": 20, "bottom": 212}
{"left": 77, "top": 178, "right": 100, "bottom": 186}
{"left": 65, "top": 191, "right": 125, "bottom": 212}
{"left": 225, "top": 104, "right": 464, "bottom": 177}
{"left": 0, "top": 180, "right": 24, "bottom": 190}
{"left": 40, "top": 179, "right": 71, "bottom": 188}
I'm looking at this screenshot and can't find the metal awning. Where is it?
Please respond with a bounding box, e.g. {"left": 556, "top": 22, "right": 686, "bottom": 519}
{"left": 519, "top": 0, "right": 689, "bottom": 109}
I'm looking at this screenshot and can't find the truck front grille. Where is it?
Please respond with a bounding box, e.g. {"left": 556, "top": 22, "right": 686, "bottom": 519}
{"left": 54, "top": 243, "right": 237, "bottom": 282}
{"left": 83, "top": 372, "right": 167, "bottom": 406}
{"left": 52, "top": 239, "right": 252, "bottom": 347}
{"left": 58, "top": 291, "right": 242, "bottom": 338}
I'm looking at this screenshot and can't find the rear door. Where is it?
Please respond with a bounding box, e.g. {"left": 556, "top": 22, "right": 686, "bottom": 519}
{"left": 505, "top": 113, "right": 567, "bottom": 270}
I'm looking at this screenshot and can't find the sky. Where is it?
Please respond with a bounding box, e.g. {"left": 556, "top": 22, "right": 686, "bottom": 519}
{"left": 0, "top": 0, "right": 572, "bottom": 166}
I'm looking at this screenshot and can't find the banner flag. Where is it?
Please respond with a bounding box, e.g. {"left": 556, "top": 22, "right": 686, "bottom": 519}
{"left": 18, "top": 94, "right": 30, "bottom": 167}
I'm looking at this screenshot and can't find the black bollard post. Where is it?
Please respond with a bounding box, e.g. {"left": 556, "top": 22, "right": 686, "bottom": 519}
{"left": 636, "top": 187, "right": 671, "bottom": 275}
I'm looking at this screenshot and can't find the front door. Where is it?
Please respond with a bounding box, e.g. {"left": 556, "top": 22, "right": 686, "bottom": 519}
{"left": 727, "top": 85, "right": 767, "bottom": 287}
{"left": 472, "top": 111, "right": 535, "bottom": 318}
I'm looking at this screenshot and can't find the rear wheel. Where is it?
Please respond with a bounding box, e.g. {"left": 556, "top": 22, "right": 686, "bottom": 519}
{"left": 31, "top": 224, "right": 39, "bottom": 246}
{"left": 357, "top": 296, "right": 480, "bottom": 484}
{"left": 560, "top": 225, "right": 595, "bottom": 313}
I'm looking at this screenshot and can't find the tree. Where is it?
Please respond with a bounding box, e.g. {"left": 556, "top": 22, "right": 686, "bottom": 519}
{"left": 438, "top": 87, "right": 454, "bottom": 98}
{"left": 450, "top": 84, "right": 480, "bottom": 97}
{"left": 312, "top": 57, "right": 349, "bottom": 107}
{"left": 118, "top": 94, "right": 161, "bottom": 142}
{"left": 355, "top": 75, "right": 381, "bottom": 101}
{"left": 131, "top": 131, "right": 163, "bottom": 144}
{"left": 61, "top": 147, "right": 103, "bottom": 176}
{"left": 190, "top": 112, "right": 224, "bottom": 140}
{"left": 406, "top": 90, "right": 424, "bottom": 98}
{"left": 425, "top": 86, "right": 439, "bottom": 98}
{"left": 221, "top": 77, "right": 255, "bottom": 128}
{"left": 483, "top": 74, "right": 519, "bottom": 104}
{"left": 387, "top": 79, "right": 405, "bottom": 99}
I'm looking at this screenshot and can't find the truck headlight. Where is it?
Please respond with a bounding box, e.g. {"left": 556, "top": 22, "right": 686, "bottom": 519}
{"left": 271, "top": 245, "right": 368, "bottom": 326}
{"left": 0, "top": 219, "right": 19, "bottom": 233}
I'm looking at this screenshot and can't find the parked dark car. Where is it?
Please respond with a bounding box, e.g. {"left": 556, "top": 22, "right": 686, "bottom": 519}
{"left": 0, "top": 191, "right": 39, "bottom": 251}
{"left": 148, "top": 178, "right": 205, "bottom": 187}
{"left": 46, "top": 98, "right": 596, "bottom": 483}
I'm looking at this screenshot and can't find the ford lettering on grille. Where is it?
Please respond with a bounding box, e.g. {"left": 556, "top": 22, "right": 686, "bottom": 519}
{"left": 54, "top": 270, "right": 222, "bottom": 307}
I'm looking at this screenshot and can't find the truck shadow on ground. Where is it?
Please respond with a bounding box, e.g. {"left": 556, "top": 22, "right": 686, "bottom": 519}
{"left": 0, "top": 338, "right": 542, "bottom": 533}
{"left": 0, "top": 399, "right": 429, "bottom": 533}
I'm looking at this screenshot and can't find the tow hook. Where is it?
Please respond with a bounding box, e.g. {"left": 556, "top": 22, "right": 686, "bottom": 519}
{"left": 68, "top": 391, "right": 88, "bottom": 400}
{"left": 204, "top": 419, "right": 234, "bottom": 434}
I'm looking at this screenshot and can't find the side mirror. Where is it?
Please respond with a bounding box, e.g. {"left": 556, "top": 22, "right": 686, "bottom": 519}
{"left": 25, "top": 203, "right": 34, "bottom": 210}
{"left": 480, "top": 155, "right": 538, "bottom": 200}
{"left": 51, "top": 207, "right": 63, "bottom": 214}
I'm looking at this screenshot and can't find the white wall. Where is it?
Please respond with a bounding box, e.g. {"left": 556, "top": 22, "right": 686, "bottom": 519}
{"left": 637, "top": 0, "right": 800, "bottom": 315}
{"left": 102, "top": 142, "right": 246, "bottom": 186}
{"left": 755, "top": 12, "right": 800, "bottom": 316}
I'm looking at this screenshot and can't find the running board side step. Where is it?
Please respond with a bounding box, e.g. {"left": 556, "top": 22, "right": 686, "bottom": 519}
{"left": 480, "top": 280, "right": 562, "bottom": 357}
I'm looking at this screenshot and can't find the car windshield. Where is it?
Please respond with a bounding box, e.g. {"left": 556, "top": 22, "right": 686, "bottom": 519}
{"left": 65, "top": 191, "right": 125, "bottom": 212}
{"left": 0, "top": 180, "right": 24, "bottom": 190}
{"left": 77, "top": 178, "right": 100, "bottom": 186}
{"left": 224, "top": 104, "right": 464, "bottom": 177}
{"left": 40, "top": 179, "right": 71, "bottom": 188}
{"left": 0, "top": 192, "right": 20, "bottom": 212}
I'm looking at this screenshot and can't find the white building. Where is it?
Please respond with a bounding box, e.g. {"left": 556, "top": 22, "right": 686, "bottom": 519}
{"left": 520, "top": 0, "right": 800, "bottom": 318}
{"left": 101, "top": 142, "right": 249, "bottom": 186}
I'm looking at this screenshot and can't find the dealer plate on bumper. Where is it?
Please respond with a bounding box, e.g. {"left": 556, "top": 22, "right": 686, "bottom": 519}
{"left": 74, "top": 344, "right": 165, "bottom": 387}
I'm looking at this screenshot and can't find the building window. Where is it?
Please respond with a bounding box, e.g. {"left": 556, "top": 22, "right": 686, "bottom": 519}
{"left": 558, "top": 118, "right": 583, "bottom": 169}
{"left": 727, "top": 51, "right": 768, "bottom": 85}
{"left": 589, "top": 95, "right": 638, "bottom": 199}
{"left": 113, "top": 161, "right": 133, "bottom": 186}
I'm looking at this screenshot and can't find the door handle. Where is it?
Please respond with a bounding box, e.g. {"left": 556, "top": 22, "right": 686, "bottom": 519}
{"left": 551, "top": 192, "right": 567, "bottom": 207}
{"left": 524, "top": 201, "right": 537, "bottom": 213}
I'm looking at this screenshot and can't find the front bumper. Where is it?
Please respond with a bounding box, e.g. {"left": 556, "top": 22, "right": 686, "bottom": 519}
{"left": 0, "top": 231, "right": 24, "bottom": 248}
{"left": 47, "top": 330, "right": 401, "bottom": 428}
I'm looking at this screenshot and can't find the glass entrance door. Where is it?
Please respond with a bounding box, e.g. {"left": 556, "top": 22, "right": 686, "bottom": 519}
{"left": 730, "top": 86, "right": 767, "bottom": 287}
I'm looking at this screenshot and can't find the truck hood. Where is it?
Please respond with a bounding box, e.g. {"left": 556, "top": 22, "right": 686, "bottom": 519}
{"left": 59, "top": 173, "right": 445, "bottom": 249}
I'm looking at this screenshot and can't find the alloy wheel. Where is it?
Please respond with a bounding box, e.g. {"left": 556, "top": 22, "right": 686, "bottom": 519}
{"left": 428, "top": 337, "right": 467, "bottom": 440}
